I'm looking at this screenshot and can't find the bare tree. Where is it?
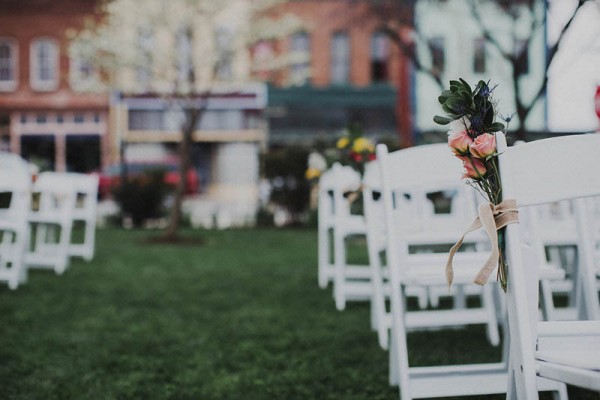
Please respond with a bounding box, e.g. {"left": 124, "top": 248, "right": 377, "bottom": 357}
{"left": 70, "top": 0, "right": 301, "bottom": 239}
{"left": 358, "top": 0, "right": 596, "bottom": 139}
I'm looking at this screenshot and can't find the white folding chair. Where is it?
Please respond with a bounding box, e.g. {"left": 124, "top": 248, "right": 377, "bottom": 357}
{"left": 363, "top": 160, "right": 391, "bottom": 348}
{"left": 363, "top": 159, "right": 462, "bottom": 350}
{"left": 520, "top": 198, "right": 600, "bottom": 322}
{"left": 65, "top": 173, "right": 99, "bottom": 261}
{"left": 495, "top": 132, "right": 600, "bottom": 398}
{"left": 376, "top": 143, "right": 566, "bottom": 399}
{"left": 0, "top": 166, "right": 31, "bottom": 289}
{"left": 26, "top": 172, "right": 77, "bottom": 275}
{"left": 317, "top": 163, "right": 371, "bottom": 310}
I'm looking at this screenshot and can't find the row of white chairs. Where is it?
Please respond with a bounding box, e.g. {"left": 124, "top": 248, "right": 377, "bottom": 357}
{"left": 317, "top": 133, "right": 600, "bottom": 398}
{"left": 0, "top": 152, "right": 99, "bottom": 289}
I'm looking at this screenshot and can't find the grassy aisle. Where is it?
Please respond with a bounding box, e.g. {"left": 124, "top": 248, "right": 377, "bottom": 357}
{"left": 0, "top": 228, "right": 593, "bottom": 399}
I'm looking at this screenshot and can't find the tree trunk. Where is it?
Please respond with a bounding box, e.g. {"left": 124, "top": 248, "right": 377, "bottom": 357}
{"left": 163, "top": 107, "right": 202, "bottom": 240}
{"left": 511, "top": 62, "right": 527, "bottom": 142}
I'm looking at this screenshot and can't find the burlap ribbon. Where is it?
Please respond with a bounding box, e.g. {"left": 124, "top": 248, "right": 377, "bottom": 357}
{"left": 345, "top": 184, "right": 364, "bottom": 205}
{"left": 445, "top": 199, "right": 519, "bottom": 288}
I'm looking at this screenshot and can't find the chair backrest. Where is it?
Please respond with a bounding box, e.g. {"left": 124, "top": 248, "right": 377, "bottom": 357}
{"left": 0, "top": 153, "right": 32, "bottom": 222}
{"left": 363, "top": 160, "right": 385, "bottom": 251}
{"left": 318, "top": 163, "right": 362, "bottom": 224}
{"left": 319, "top": 162, "right": 362, "bottom": 193}
{"left": 497, "top": 132, "right": 600, "bottom": 397}
{"left": 375, "top": 143, "right": 480, "bottom": 244}
{"left": 0, "top": 152, "right": 32, "bottom": 175}
{"left": 0, "top": 169, "right": 31, "bottom": 223}
{"left": 63, "top": 172, "right": 99, "bottom": 221}
{"left": 500, "top": 133, "right": 600, "bottom": 207}
{"left": 33, "top": 172, "right": 77, "bottom": 221}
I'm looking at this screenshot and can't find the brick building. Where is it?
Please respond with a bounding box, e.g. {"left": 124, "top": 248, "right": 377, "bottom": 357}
{"left": 260, "top": 0, "right": 414, "bottom": 146}
{"left": 0, "top": 0, "right": 109, "bottom": 173}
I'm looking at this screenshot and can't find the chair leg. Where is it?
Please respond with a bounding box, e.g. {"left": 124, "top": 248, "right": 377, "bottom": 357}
{"left": 539, "top": 279, "right": 556, "bottom": 320}
{"left": 334, "top": 231, "right": 347, "bottom": 311}
{"left": 318, "top": 225, "right": 330, "bottom": 289}
{"left": 551, "top": 384, "right": 568, "bottom": 400}
{"left": 482, "top": 285, "right": 500, "bottom": 346}
{"left": 83, "top": 219, "right": 95, "bottom": 261}
{"left": 388, "top": 329, "right": 399, "bottom": 386}
{"left": 55, "top": 223, "right": 72, "bottom": 275}
{"left": 506, "top": 365, "right": 518, "bottom": 400}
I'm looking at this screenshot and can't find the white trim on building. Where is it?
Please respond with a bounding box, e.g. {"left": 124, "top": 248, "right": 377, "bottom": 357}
{"left": 30, "top": 37, "right": 60, "bottom": 92}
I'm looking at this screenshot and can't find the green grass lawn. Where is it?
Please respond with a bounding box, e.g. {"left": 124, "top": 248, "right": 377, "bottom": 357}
{"left": 0, "top": 228, "right": 595, "bottom": 399}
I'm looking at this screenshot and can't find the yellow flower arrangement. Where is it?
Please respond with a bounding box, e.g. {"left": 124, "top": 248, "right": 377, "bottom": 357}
{"left": 336, "top": 137, "right": 350, "bottom": 149}
{"left": 352, "top": 137, "right": 375, "bottom": 153}
{"left": 305, "top": 167, "right": 321, "bottom": 181}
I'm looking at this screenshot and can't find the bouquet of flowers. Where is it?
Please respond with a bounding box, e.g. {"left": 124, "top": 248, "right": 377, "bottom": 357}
{"left": 434, "top": 79, "right": 517, "bottom": 292}
{"left": 335, "top": 124, "right": 376, "bottom": 176}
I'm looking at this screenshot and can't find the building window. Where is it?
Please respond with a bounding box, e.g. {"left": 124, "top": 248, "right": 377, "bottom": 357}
{"left": 30, "top": 38, "right": 59, "bottom": 91}
{"left": 36, "top": 114, "right": 47, "bottom": 124}
{"left": 20, "top": 114, "right": 27, "bottom": 124}
{"left": 0, "top": 38, "right": 17, "bottom": 91}
{"left": 514, "top": 39, "right": 529, "bottom": 75}
{"left": 176, "top": 27, "right": 193, "bottom": 85}
{"left": 129, "top": 110, "right": 164, "bottom": 130}
{"left": 473, "top": 37, "right": 486, "bottom": 74}
{"left": 197, "top": 110, "right": 243, "bottom": 130}
{"left": 289, "top": 31, "right": 310, "bottom": 86}
{"left": 330, "top": 32, "right": 350, "bottom": 84}
{"left": 137, "top": 27, "right": 154, "bottom": 90}
{"left": 428, "top": 36, "right": 445, "bottom": 75}
{"left": 57, "top": 114, "right": 64, "bottom": 123}
{"left": 370, "top": 31, "right": 389, "bottom": 83}
{"left": 74, "top": 114, "right": 85, "bottom": 123}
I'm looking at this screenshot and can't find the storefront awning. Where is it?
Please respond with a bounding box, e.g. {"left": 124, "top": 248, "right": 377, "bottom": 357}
{"left": 268, "top": 84, "right": 397, "bottom": 108}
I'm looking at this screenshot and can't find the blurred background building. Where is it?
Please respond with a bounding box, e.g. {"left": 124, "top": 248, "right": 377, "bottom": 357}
{"left": 257, "top": 0, "right": 413, "bottom": 147}
{"left": 0, "top": 0, "right": 598, "bottom": 227}
{"left": 0, "top": 0, "right": 109, "bottom": 173}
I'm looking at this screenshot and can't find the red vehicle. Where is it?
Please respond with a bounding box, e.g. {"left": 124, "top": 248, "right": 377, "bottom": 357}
{"left": 98, "top": 162, "right": 200, "bottom": 199}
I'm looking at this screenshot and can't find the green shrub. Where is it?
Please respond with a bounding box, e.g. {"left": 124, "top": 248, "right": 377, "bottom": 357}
{"left": 112, "top": 169, "right": 172, "bottom": 227}
{"left": 262, "top": 146, "right": 311, "bottom": 224}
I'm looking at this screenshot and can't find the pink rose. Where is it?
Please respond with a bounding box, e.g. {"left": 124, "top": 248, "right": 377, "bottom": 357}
{"left": 460, "top": 156, "right": 487, "bottom": 179}
{"left": 448, "top": 130, "right": 473, "bottom": 156}
{"left": 469, "top": 133, "right": 496, "bottom": 159}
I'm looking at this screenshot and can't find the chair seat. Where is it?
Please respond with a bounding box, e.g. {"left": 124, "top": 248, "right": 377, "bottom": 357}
{"left": 536, "top": 360, "right": 600, "bottom": 391}
{"left": 536, "top": 350, "right": 600, "bottom": 370}
{"left": 402, "top": 252, "right": 490, "bottom": 286}
{"left": 536, "top": 321, "right": 600, "bottom": 367}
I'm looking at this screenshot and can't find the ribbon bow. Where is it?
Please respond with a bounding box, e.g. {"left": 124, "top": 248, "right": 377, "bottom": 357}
{"left": 445, "top": 199, "right": 519, "bottom": 288}
{"left": 345, "top": 184, "right": 364, "bottom": 205}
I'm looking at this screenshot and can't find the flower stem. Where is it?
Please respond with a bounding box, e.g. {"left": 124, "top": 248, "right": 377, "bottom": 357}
{"left": 497, "top": 228, "right": 508, "bottom": 292}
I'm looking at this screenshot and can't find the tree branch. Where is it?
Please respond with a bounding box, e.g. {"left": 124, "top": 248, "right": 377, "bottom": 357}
{"left": 523, "top": 0, "right": 589, "bottom": 118}
{"left": 380, "top": 25, "right": 444, "bottom": 89}
{"left": 468, "top": 0, "right": 512, "bottom": 60}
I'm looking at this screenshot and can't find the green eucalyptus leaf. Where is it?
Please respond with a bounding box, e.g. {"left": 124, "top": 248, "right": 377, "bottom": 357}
{"left": 433, "top": 115, "right": 454, "bottom": 125}
{"left": 458, "top": 90, "right": 472, "bottom": 103}
{"left": 489, "top": 122, "right": 505, "bottom": 132}
{"left": 442, "top": 103, "right": 454, "bottom": 114}
{"left": 459, "top": 78, "right": 472, "bottom": 94}
{"left": 449, "top": 80, "right": 461, "bottom": 88}
{"left": 446, "top": 97, "right": 466, "bottom": 113}
{"left": 438, "top": 90, "right": 453, "bottom": 104}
